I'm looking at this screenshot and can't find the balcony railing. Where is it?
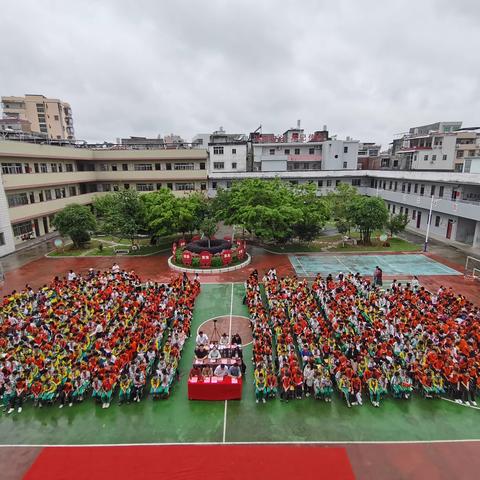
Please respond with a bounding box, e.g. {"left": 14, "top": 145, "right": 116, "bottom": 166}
{"left": 287, "top": 154, "right": 322, "bottom": 162}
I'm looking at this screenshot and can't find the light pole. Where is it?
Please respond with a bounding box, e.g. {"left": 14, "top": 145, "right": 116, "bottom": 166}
{"left": 423, "top": 194, "right": 434, "bottom": 252}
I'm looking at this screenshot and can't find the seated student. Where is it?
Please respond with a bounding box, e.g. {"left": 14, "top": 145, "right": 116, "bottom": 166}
{"left": 208, "top": 345, "right": 221, "bottom": 362}
{"left": 202, "top": 366, "right": 213, "bottom": 378}
{"left": 303, "top": 363, "right": 315, "bottom": 397}
{"left": 229, "top": 364, "right": 241, "bottom": 378}
{"left": 293, "top": 369, "right": 304, "bottom": 400}
{"left": 281, "top": 373, "right": 293, "bottom": 403}
{"left": 214, "top": 364, "right": 229, "bottom": 378}
{"left": 266, "top": 369, "right": 278, "bottom": 398}
{"left": 231, "top": 333, "right": 242, "bottom": 345}
{"left": 31, "top": 380, "right": 43, "bottom": 407}
{"left": 255, "top": 373, "right": 267, "bottom": 404}
{"left": 194, "top": 345, "right": 208, "bottom": 361}
{"left": 158, "top": 369, "right": 171, "bottom": 398}
{"left": 338, "top": 374, "right": 352, "bottom": 408}
{"left": 119, "top": 375, "right": 132, "bottom": 405}
{"left": 219, "top": 333, "right": 229, "bottom": 347}
{"left": 367, "top": 376, "right": 381, "bottom": 407}
{"left": 58, "top": 379, "right": 73, "bottom": 408}
{"left": 196, "top": 331, "right": 209, "bottom": 346}
{"left": 101, "top": 375, "right": 114, "bottom": 409}
{"left": 351, "top": 376, "right": 363, "bottom": 406}
{"left": 132, "top": 373, "right": 144, "bottom": 403}
{"left": 91, "top": 377, "right": 103, "bottom": 403}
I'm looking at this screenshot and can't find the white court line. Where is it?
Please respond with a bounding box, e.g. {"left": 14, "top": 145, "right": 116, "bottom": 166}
{"left": 3, "top": 439, "right": 480, "bottom": 447}
{"left": 441, "top": 397, "right": 480, "bottom": 410}
{"left": 222, "top": 282, "right": 235, "bottom": 444}
{"left": 334, "top": 255, "right": 354, "bottom": 274}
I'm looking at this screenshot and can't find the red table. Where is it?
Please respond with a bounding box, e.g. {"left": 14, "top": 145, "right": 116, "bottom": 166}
{"left": 188, "top": 376, "right": 242, "bottom": 401}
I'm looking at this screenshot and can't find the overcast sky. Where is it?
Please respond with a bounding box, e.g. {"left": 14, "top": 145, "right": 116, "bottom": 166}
{"left": 1, "top": 0, "right": 479, "bottom": 148}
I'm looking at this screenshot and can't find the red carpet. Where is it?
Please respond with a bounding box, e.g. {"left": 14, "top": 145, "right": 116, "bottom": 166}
{"left": 23, "top": 445, "right": 355, "bottom": 480}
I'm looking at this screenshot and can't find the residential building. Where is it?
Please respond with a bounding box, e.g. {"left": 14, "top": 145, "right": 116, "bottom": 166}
{"left": 208, "top": 128, "right": 248, "bottom": 174}
{"left": 357, "top": 142, "right": 381, "bottom": 170}
{"left": 251, "top": 124, "right": 358, "bottom": 172}
{"left": 1, "top": 94, "right": 75, "bottom": 140}
{"left": 0, "top": 140, "right": 208, "bottom": 255}
{"left": 120, "top": 136, "right": 165, "bottom": 149}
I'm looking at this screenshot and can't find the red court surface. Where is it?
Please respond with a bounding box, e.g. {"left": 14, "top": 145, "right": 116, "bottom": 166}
{"left": 23, "top": 445, "right": 355, "bottom": 480}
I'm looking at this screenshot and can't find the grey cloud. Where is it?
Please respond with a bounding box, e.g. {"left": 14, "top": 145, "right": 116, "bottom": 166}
{"left": 1, "top": 0, "right": 479, "bottom": 148}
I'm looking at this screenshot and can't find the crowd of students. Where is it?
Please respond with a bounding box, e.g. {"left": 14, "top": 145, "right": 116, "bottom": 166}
{"left": 0, "top": 269, "right": 200, "bottom": 413}
{"left": 246, "top": 268, "right": 480, "bottom": 407}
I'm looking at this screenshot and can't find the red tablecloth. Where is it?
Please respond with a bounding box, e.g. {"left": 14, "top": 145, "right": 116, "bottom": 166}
{"left": 188, "top": 376, "right": 242, "bottom": 401}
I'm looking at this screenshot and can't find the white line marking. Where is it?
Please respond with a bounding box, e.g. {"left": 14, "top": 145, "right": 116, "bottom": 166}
{"left": 228, "top": 282, "right": 234, "bottom": 339}
{"left": 334, "top": 255, "right": 353, "bottom": 273}
{"left": 441, "top": 397, "right": 480, "bottom": 410}
{"left": 222, "top": 400, "right": 228, "bottom": 443}
{"left": 3, "top": 439, "right": 480, "bottom": 447}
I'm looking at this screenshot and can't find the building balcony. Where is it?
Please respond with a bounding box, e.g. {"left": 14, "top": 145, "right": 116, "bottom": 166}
{"left": 287, "top": 154, "right": 322, "bottom": 162}
{"left": 397, "top": 146, "right": 432, "bottom": 153}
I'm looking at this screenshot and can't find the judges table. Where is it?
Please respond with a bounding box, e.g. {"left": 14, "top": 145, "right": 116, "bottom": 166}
{"left": 188, "top": 375, "right": 242, "bottom": 401}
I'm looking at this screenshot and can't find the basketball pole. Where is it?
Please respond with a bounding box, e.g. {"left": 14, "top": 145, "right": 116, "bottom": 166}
{"left": 423, "top": 194, "right": 434, "bottom": 252}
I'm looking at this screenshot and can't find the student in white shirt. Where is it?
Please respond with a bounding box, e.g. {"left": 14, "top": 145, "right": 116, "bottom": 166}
{"left": 214, "top": 364, "right": 229, "bottom": 377}
{"left": 196, "top": 331, "right": 209, "bottom": 346}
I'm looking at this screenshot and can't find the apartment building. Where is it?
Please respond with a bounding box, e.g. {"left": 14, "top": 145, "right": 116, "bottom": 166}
{"left": 357, "top": 142, "right": 381, "bottom": 169}
{"left": 251, "top": 126, "right": 358, "bottom": 172}
{"left": 1, "top": 94, "right": 75, "bottom": 140}
{"left": 0, "top": 141, "right": 208, "bottom": 255}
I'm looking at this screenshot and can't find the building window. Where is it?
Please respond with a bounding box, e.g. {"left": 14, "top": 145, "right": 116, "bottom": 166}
{"left": 200, "top": 162, "right": 206, "bottom": 170}
{"left": 392, "top": 205, "right": 396, "bottom": 214}
{"left": 166, "top": 163, "right": 172, "bottom": 170}
{"left": 269, "top": 149, "right": 275, "bottom": 155}
{"left": 113, "top": 185, "right": 119, "bottom": 191}
{"left": 66, "top": 164, "right": 73, "bottom": 172}
{"left": 439, "top": 186, "right": 444, "bottom": 197}
{"left": 402, "top": 183, "right": 406, "bottom": 193}
{"left": 327, "top": 179, "right": 332, "bottom": 187}
{"left": 201, "top": 183, "right": 206, "bottom": 191}
{"left": 40, "top": 163, "right": 48, "bottom": 173}
{"left": 442, "top": 154, "right": 447, "bottom": 161}
{"left": 101, "top": 184, "right": 111, "bottom": 192}
{"left": 414, "top": 183, "right": 418, "bottom": 194}
{"left": 430, "top": 185, "right": 436, "bottom": 196}
{"left": 1, "top": 163, "right": 23, "bottom": 174}
{"left": 435, "top": 216, "right": 440, "bottom": 227}
{"left": 405, "top": 208, "right": 409, "bottom": 217}
{"left": 0, "top": 232, "right": 5, "bottom": 246}
{"left": 309, "top": 148, "right": 315, "bottom": 155}
{"left": 69, "top": 186, "right": 77, "bottom": 196}
{"left": 13, "top": 221, "right": 33, "bottom": 237}
{"left": 134, "top": 164, "right": 153, "bottom": 171}
{"left": 232, "top": 162, "right": 237, "bottom": 169}
{"left": 111, "top": 164, "right": 117, "bottom": 171}
{"left": 100, "top": 164, "right": 109, "bottom": 171}
{"left": 232, "top": 148, "right": 236, "bottom": 154}
{"left": 137, "top": 183, "right": 154, "bottom": 191}
{"left": 317, "top": 180, "right": 323, "bottom": 187}
{"left": 226, "top": 181, "right": 232, "bottom": 188}
{"left": 213, "top": 146, "right": 224, "bottom": 155}
{"left": 352, "top": 179, "right": 361, "bottom": 186}
{"left": 175, "top": 183, "right": 194, "bottom": 191}
{"left": 50, "top": 163, "right": 58, "bottom": 173}
{"left": 45, "top": 190, "right": 52, "bottom": 201}
{"left": 412, "top": 210, "right": 416, "bottom": 220}
{"left": 7, "top": 193, "right": 29, "bottom": 207}
{"left": 389, "top": 181, "right": 393, "bottom": 190}
{"left": 213, "top": 162, "right": 225, "bottom": 169}
{"left": 420, "top": 185, "right": 425, "bottom": 196}
{"left": 122, "top": 164, "right": 129, "bottom": 171}
{"left": 400, "top": 206, "right": 403, "bottom": 214}
{"left": 294, "top": 148, "right": 300, "bottom": 155}
{"left": 336, "top": 180, "right": 341, "bottom": 186}
{"left": 432, "top": 155, "right": 436, "bottom": 161}
{"left": 212, "top": 181, "right": 217, "bottom": 189}
{"left": 394, "top": 181, "right": 398, "bottom": 191}
{"left": 407, "top": 183, "right": 411, "bottom": 194}
{"left": 388, "top": 203, "right": 391, "bottom": 212}
{"left": 457, "top": 150, "right": 464, "bottom": 158}
{"left": 285, "top": 149, "right": 290, "bottom": 155}
{"left": 54, "top": 115, "right": 59, "bottom": 120}
{"left": 343, "top": 162, "right": 347, "bottom": 168}
{"left": 174, "top": 163, "right": 194, "bottom": 170}
{"left": 55, "top": 188, "right": 66, "bottom": 199}
{"left": 155, "top": 163, "right": 161, "bottom": 171}
{"left": 424, "top": 155, "right": 428, "bottom": 161}
{"left": 344, "top": 146, "right": 348, "bottom": 153}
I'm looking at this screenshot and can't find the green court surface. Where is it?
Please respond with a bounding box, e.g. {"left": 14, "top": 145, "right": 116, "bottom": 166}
{"left": 289, "top": 254, "right": 460, "bottom": 277}
{"left": 0, "top": 283, "right": 479, "bottom": 446}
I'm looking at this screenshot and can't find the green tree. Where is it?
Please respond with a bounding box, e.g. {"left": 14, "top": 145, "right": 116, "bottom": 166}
{"left": 292, "top": 182, "right": 330, "bottom": 241}
{"left": 200, "top": 216, "right": 217, "bottom": 247}
{"left": 326, "top": 182, "right": 360, "bottom": 235}
{"left": 386, "top": 213, "right": 409, "bottom": 237}
{"left": 52, "top": 204, "right": 96, "bottom": 248}
{"left": 93, "top": 190, "right": 146, "bottom": 244}
{"left": 350, "top": 196, "right": 389, "bottom": 244}
{"left": 176, "top": 192, "right": 209, "bottom": 236}
{"left": 141, "top": 188, "right": 178, "bottom": 238}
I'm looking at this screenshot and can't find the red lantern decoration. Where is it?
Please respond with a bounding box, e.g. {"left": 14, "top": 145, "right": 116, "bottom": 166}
{"left": 222, "top": 249, "right": 232, "bottom": 266}
{"left": 182, "top": 250, "right": 192, "bottom": 266}
{"left": 237, "top": 246, "right": 245, "bottom": 260}
{"left": 179, "top": 239, "right": 187, "bottom": 248}
{"left": 192, "top": 235, "right": 201, "bottom": 241}
{"left": 172, "top": 242, "right": 177, "bottom": 256}
{"left": 200, "top": 251, "right": 212, "bottom": 267}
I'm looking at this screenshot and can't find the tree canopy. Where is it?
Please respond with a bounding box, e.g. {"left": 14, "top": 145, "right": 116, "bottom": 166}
{"left": 349, "top": 196, "right": 389, "bottom": 244}
{"left": 93, "top": 190, "right": 146, "bottom": 243}
{"left": 386, "top": 213, "right": 409, "bottom": 237}
{"left": 52, "top": 204, "right": 96, "bottom": 248}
